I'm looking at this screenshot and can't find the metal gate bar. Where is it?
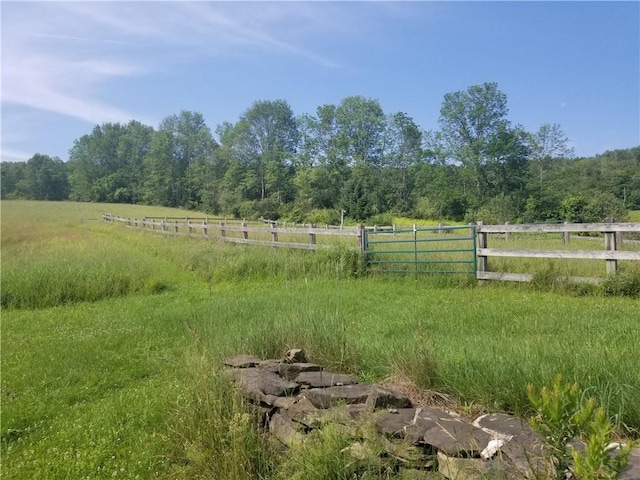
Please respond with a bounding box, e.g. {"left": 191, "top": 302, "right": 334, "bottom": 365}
{"left": 364, "top": 225, "right": 477, "bottom": 275}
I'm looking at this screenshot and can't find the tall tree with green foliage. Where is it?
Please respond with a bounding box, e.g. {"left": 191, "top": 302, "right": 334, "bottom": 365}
{"left": 438, "top": 82, "right": 510, "bottom": 200}
{"left": 10, "top": 154, "right": 69, "bottom": 200}
{"left": 233, "top": 100, "right": 298, "bottom": 201}
{"left": 143, "top": 111, "right": 217, "bottom": 209}
{"left": 68, "top": 121, "right": 153, "bottom": 202}
{"left": 384, "top": 112, "right": 423, "bottom": 211}
{"left": 335, "top": 96, "right": 386, "bottom": 167}
{"left": 530, "top": 123, "right": 574, "bottom": 185}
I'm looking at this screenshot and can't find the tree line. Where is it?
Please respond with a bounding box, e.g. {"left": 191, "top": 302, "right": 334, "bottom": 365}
{"left": 2, "top": 82, "right": 639, "bottom": 224}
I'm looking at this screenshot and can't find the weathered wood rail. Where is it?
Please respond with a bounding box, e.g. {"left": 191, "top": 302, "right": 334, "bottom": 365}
{"left": 102, "top": 214, "right": 640, "bottom": 283}
{"left": 102, "top": 214, "right": 363, "bottom": 250}
{"left": 476, "top": 222, "right": 640, "bottom": 282}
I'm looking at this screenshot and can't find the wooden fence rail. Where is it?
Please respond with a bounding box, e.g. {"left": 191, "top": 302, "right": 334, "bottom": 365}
{"left": 476, "top": 222, "right": 640, "bottom": 282}
{"left": 102, "top": 214, "right": 363, "bottom": 250}
{"left": 103, "top": 214, "right": 640, "bottom": 283}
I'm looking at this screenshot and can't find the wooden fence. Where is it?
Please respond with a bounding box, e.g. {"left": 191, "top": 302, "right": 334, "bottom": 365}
{"left": 102, "top": 214, "right": 363, "bottom": 250}
{"left": 476, "top": 222, "right": 640, "bottom": 283}
{"left": 102, "top": 214, "right": 640, "bottom": 283}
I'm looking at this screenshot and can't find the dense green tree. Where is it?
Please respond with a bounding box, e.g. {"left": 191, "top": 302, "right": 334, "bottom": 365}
{"left": 341, "top": 174, "right": 373, "bottom": 221}
{"left": 233, "top": 100, "right": 298, "bottom": 201}
{"left": 384, "top": 112, "right": 423, "bottom": 211}
{"left": 8, "top": 154, "right": 68, "bottom": 200}
{"left": 1, "top": 161, "right": 27, "bottom": 199}
{"left": 68, "top": 121, "right": 153, "bottom": 202}
{"left": 14, "top": 92, "right": 636, "bottom": 225}
{"left": 143, "top": 111, "right": 217, "bottom": 209}
{"left": 438, "top": 82, "right": 510, "bottom": 200}
{"left": 295, "top": 105, "right": 348, "bottom": 211}
{"left": 335, "top": 96, "right": 386, "bottom": 167}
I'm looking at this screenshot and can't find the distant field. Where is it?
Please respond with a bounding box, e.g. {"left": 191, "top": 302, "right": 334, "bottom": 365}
{"left": 2, "top": 200, "right": 639, "bottom": 479}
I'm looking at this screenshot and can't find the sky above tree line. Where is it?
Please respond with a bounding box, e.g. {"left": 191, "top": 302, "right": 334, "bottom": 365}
{"left": 1, "top": 1, "right": 638, "bottom": 163}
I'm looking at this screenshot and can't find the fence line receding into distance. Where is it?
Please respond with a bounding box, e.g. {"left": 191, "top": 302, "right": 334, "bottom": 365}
{"left": 102, "top": 214, "right": 640, "bottom": 283}
{"left": 101, "top": 214, "right": 364, "bottom": 250}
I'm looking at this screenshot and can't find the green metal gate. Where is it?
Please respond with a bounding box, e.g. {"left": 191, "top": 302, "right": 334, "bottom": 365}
{"left": 364, "top": 225, "right": 477, "bottom": 275}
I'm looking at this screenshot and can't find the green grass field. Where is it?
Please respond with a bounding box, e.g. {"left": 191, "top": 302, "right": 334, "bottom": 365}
{"left": 2, "top": 201, "right": 639, "bottom": 479}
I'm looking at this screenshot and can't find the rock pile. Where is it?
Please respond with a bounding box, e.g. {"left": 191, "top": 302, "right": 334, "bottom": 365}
{"left": 223, "top": 350, "right": 639, "bottom": 480}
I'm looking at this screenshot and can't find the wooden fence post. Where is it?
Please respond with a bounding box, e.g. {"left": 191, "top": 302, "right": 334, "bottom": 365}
{"left": 477, "top": 221, "right": 488, "bottom": 274}
{"left": 271, "top": 226, "right": 278, "bottom": 247}
{"left": 161, "top": 218, "right": 166, "bottom": 232}
{"left": 309, "top": 224, "right": 317, "bottom": 247}
{"left": 242, "top": 222, "right": 248, "bottom": 240}
{"left": 563, "top": 222, "right": 570, "bottom": 245}
{"left": 220, "top": 221, "right": 225, "bottom": 238}
{"left": 504, "top": 222, "right": 510, "bottom": 241}
{"left": 174, "top": 221, "right": 179, "bottom": 233}
{"left": 357, "top": 224, "right": 365, "bottom": 252}
{"left": 604, "top": 230, "right": 618, "bottom": 275}
{"left": 202, "top": 220, "right": 208, "bottom": 238}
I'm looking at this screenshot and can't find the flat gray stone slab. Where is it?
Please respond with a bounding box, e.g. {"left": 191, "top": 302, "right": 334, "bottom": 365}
{"left": 475, "top": 413, "right": 552, "bottom": 478}
{"left": 235, "top": 368, "right": 299, "bottom": 401}
{"left": 424, "top": 420, "right": 492, "bottom": 456}
{"left": 222, "top": 354, "right": 262, "bottom": 368}
{"left": 304, "top": 384, "right": 373, "bottom": 408}
{"left": 474, "top": 412, "right": 539, "bottom": 441}
{"left": 366, "top": 385, "right": 413, "bottom": 410}
{"left": 257, "top": 359, "right": 281, "bottom": 373}
{"left": 285, "top": 396, "right": 322, "bottom": 427}
{"left": 278, "top": 362, "right": 323, "bottom": 380}
{"left": 269, "top": 411, "right": 305, "bottom": 447}
{"left": 377, "top": 407, "right": 461, "bottom": 445}
{"left": 294, "top": 371, "right": 357, "bottom": 387}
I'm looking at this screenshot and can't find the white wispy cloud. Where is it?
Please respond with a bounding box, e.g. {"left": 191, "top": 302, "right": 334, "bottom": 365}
{"left": 1, "top": 1, "right": 408, "bottom": 159}
{"left": 1, "top": 2, "right": 345, "bottom": 125}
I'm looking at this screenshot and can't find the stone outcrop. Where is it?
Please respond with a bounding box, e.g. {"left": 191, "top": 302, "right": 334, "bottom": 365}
{"left": 222, "top": 350, "right": 640, "bottom": 480}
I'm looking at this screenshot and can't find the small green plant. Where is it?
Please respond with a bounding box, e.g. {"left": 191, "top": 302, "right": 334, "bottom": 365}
{"left": 527, "top": 375, "right": 634, "bottom": 479}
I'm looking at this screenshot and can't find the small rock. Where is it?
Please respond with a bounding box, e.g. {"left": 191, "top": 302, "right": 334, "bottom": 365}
{"left": 305, "top": 384, "right": 373, "bottom": 409}
{"left": 424, "top": 420, "right": 491, "bottom": 457}
{"left": 278, "top": 362, "right": 323, "bottom": 380}
{"left": 285, "top": 396, "right": 322, "bottom": 428}
{"left": 294, "top": 371, "right": 357, "bottom": 387}
{"left": 258, "top": 359, "right": 281, "bottom": 373}
{"left": 365, "top": 385, "right": 413, "bottom": 411}
{"left": 222, "top": 354, "right": 262, "bottom": 368}
{"left": 246, "top": 403, "right": 275, "bottom": 427}
{"left": 376, "top": 407, "right": 460, "bottom": 444}
{"left": 283, "top": 348, "right": 307, "bottom": 364}
{"left": 269, "top": 412, "right": 306, "bottom": 447}
{"left": 474, "top": 413, "right": 552, "bottom": 479}
{"left": 235, "top": 368, "right": 299, "bottom": 402}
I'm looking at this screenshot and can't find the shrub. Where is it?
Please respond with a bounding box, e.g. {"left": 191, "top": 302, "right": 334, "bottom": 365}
{"left": 527, "top": 375, "right": 634, "bottom": 480}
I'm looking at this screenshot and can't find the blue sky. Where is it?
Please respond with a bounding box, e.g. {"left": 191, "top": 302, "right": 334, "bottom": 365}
{"left": 1, "top": 1, "right": 638, "bottom": 162}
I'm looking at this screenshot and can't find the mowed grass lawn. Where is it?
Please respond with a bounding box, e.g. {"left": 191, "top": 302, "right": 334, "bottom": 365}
{"left": 2, "top": 201, "right": 639, "bottom": 479}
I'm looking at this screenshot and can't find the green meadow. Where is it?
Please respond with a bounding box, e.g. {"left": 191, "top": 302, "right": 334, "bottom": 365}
{"left": 2, "top": 201, "right": 639, "bottom": 479}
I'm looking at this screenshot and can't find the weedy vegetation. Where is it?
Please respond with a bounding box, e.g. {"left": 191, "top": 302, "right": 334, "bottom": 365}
{"left": 2, "top": 201, "right": 639, "bottom": 479}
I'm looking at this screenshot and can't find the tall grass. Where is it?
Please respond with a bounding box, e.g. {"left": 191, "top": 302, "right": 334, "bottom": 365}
{"left": 2, "top": 200, "right": 639, "bottom": 479}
